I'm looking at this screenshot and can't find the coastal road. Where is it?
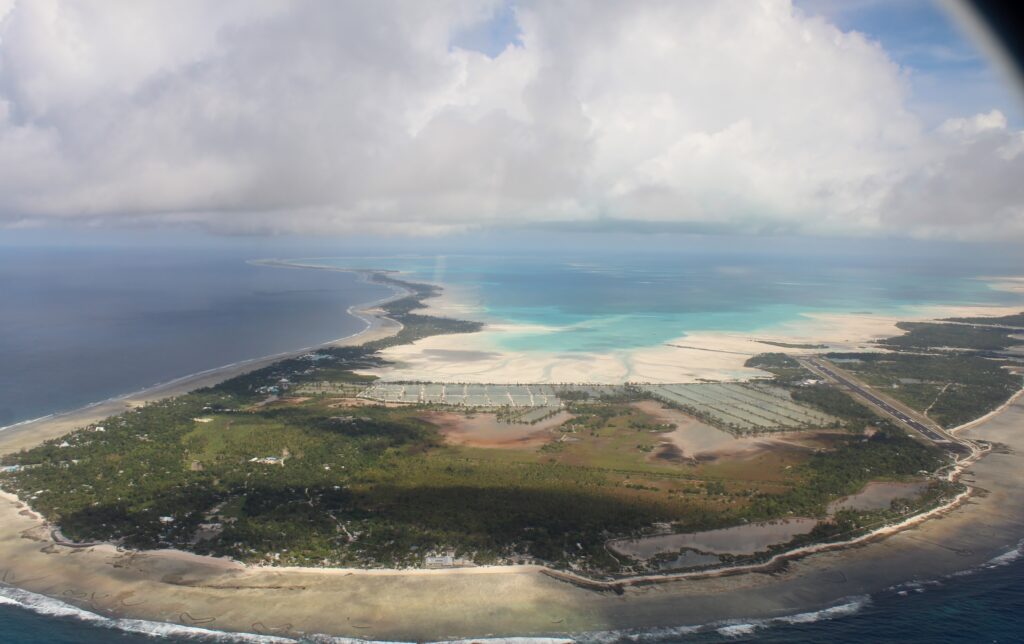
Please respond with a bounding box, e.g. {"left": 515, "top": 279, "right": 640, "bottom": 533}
{"left": 800, "top": 357, "right": 955, "bottom": 444}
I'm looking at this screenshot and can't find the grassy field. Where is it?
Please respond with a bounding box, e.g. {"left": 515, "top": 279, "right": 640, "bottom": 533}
{"left": 879, "top": 321, "right": 1023, "bottom": 351}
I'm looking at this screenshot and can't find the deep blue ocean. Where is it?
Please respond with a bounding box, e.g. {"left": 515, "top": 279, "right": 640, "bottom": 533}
{"left": 0, "top": 246, "right": 391, "bottom": 426}
{"left": 1, "top": 239, "right": 1022, "bottom": 642}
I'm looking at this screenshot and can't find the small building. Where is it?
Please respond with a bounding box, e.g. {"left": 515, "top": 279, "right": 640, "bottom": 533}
{"left": 249, "top": 456, "right": 284, "bottom": 466}
{"left": 424, "top": 551, "right": 456, "bottom": 568}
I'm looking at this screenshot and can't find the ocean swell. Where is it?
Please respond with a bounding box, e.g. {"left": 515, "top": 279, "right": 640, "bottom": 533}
{"left": 575, "top": 595, "right": 871, "bottom": 642}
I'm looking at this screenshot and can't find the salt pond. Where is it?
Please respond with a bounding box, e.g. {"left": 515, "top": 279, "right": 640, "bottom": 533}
{"left": 828, "top": 480, "right": 928, "bottom": 513}
{"left": 609, "top": 518, "right": 819, "bottom": 558}
{"left": 613, "top": 480, "right": 931, "bottom": 561}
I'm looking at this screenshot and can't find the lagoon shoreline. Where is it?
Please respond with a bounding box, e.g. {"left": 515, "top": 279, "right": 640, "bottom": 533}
{"left": 0, "top": 268, "right": 1022, "bottom": 641}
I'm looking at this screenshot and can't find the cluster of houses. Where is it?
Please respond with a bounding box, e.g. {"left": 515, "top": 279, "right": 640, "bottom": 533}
{"left": 424, "top": 550, "right": 473, "bottom": 568}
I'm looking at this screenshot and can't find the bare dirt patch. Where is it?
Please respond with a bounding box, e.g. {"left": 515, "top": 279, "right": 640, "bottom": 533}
{"left": 327, "top": 397, "right": 402, "bottom": 408}
{"left": 424, "top": 411, "right": 573, "bottom": 449}
{"left": 633, "top": 401, "right": 840, "bottom": 462}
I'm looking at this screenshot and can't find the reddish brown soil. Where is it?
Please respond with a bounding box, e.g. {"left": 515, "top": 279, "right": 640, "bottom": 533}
{"left": 424, "top": 411, "right": 573, "bottom": 449}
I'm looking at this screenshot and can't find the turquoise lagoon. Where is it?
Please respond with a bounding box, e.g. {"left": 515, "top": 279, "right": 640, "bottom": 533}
{"left": 294, "top": 251, "right": 1024, "bottom": 354}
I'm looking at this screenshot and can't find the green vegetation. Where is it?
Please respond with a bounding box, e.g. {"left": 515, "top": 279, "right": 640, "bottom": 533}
{"left": 1, "top": 391, "right": 947, "bottom": 575}
{"left": 867, "top": 317, "right": 1024, "bottom": 426}
{"left": 750, "top": 478, "right": 963, "bottom": 561}
{"left": 740, "top": 358, "right": 881, "bottom": 432}
{"left": 826, "top": 352, "right": 1021, "bottom": 427}
{"left": 789, "top": 384, "right": 880, "bottom": 431}
{"left": 880, "top": 321, "right": 1022, "bottom": 352}
{"left": 744, "top": 353, "right": 811, "bottom": 384}
{"left": 745, "top": 426, "right": 945, "bottom": 520}
{"left": 747, "top": 313, "right": 1024, "bottom": 429}
{"left": 0, "top": 396, "right": 691, "bottom": 570}
{"left": 944, "top": 312, "right": 1024, "bottom": 327}
{"left": 743, "top": 352, "right": 866, "bottom": 428}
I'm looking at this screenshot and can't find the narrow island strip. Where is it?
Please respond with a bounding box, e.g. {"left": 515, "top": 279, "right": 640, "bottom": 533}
{"left": 1, "top": 266, "right": 1023, "bottom": 641}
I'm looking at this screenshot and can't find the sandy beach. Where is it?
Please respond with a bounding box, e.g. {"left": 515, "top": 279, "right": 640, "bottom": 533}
{"left": 0, "top": 278, "right": 1022, "bottom": 640}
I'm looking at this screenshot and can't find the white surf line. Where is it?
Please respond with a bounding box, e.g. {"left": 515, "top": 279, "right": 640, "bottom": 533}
{"left": 577, "top": 593, "right": 872, "bottom": 643}
{"left": 0, "top": 582, "right": 408, "bottom": 643}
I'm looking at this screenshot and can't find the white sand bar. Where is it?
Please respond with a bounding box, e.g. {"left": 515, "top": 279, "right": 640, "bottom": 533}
{"left": 362, "top": 304, "right": 1024, "bottom": 384}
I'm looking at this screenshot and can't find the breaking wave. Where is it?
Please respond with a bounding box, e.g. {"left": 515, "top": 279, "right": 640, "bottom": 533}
{"left": 576, "top": 595, "right": 871, "bottom": 642}
{"left": 0, "top": 583, "right": 394, "bottom": 643}
{"left": 0, "top": 583, "right": 579, "bottom": 643}
{"left": 981, "top": 540, "right": 1023, "bottom": 568}
{"left": 2, "top": 541, "right": 1020, "bottom": 644}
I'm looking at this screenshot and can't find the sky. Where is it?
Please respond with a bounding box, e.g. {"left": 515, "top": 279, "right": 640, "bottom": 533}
{"left": 0, "top": 0, "right": 1022, "bottom": 242}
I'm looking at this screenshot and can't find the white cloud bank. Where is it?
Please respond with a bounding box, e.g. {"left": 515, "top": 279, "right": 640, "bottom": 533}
{"left": 0, "top": 0, "right": 1021, "bottom": 239}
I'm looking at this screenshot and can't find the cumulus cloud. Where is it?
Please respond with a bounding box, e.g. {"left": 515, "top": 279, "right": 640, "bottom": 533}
{"left": 0, "top": 0, "right": 1020, "bottom": 238}
{"left": 881, "top": 109, "right": 1024, "bottom": 238}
